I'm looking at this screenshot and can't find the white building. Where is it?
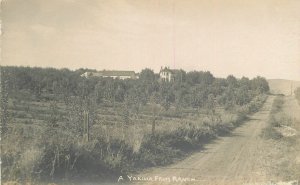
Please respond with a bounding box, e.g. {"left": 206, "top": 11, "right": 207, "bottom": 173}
{"left": 81, "top": 70, "right": 138, "bottom": 80}
{"left": 159, "top": 67, "right": 175, "bottom": 82}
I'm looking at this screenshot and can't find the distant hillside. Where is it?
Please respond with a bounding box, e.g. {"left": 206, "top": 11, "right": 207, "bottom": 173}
{"left": 268, "top": 79, "right": 300, "bottom": 95}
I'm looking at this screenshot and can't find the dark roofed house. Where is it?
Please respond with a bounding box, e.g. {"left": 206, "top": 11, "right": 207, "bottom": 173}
{"left": 81, "top": 70, "right": 138, "bottom": 79}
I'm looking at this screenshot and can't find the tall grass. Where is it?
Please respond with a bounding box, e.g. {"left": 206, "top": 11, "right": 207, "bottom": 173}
{"left": 261, "top": 95, "right": 291, "bottom": 139}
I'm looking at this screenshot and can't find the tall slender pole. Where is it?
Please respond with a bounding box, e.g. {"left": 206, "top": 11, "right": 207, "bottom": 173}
{"left": 172, "top": 0, "right": 176, "bottom": 69}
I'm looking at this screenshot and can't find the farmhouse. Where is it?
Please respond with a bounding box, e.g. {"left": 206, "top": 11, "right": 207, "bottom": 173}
{"left": 81, "top": 70, "right": 138, "bottom": 80}
{"left": 159, "top": 67, "right": 181, "bottom": 82}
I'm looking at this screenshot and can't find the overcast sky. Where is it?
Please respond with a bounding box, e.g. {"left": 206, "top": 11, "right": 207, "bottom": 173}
{"left": 1, "top": 0, "right": 300, "bottom": 80}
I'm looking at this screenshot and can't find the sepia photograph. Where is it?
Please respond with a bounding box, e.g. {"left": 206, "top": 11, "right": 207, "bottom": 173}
{"left": 1, "top": 0, "right": 300, "bottom": 185}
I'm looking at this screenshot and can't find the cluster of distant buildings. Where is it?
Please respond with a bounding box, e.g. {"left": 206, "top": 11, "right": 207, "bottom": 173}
{"left": 81, "top": 66, "right": 178, "bottom": 82}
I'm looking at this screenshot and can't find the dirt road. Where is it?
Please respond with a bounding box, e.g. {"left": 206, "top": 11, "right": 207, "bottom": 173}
{"left": 136, "top": 96, "right": 280, "bottom": 185}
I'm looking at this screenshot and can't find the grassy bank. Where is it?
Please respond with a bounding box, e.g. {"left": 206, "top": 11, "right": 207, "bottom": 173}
{"left": 260, "top": 95, "right": 300, "bottom": 181}
{"left": 261, "top": 95, "right": 285, "bottom": 139}
{"left": 261, "top": 95, "right": 296, "bottom": 140}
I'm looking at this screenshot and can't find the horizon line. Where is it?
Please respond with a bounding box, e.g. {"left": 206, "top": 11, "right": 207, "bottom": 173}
{"left": 1, "top": 64, "right": 299, "bottom": 82}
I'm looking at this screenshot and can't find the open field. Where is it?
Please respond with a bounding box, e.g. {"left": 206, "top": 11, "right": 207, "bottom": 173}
{"left": 268, "top": 79, "right": 300, "bottom": 96}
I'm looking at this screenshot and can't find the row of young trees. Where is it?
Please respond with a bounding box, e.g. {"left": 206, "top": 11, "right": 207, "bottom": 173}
{"left": 1, "top": 66, "right": 269, "bottom": 111}
{"left": 1, "top": 66, "right": 270, "bottom": 138}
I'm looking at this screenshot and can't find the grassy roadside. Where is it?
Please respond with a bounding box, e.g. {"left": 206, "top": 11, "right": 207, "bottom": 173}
{"left": 261, "top": 95, "right": 300, "bottom": 181}
{"left": 261, "top": 95, "right": 285, "bottom": 139}
{"left": 261, "top": 95, "right": 297, "bottom": 140}
{"left": 277, "top": 96, "right": 300, "bottom": 181}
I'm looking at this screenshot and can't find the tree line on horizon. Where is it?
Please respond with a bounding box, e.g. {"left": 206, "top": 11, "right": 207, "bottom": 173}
{"left": 1, "top": 66, "right": 269, "bottom": 110}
